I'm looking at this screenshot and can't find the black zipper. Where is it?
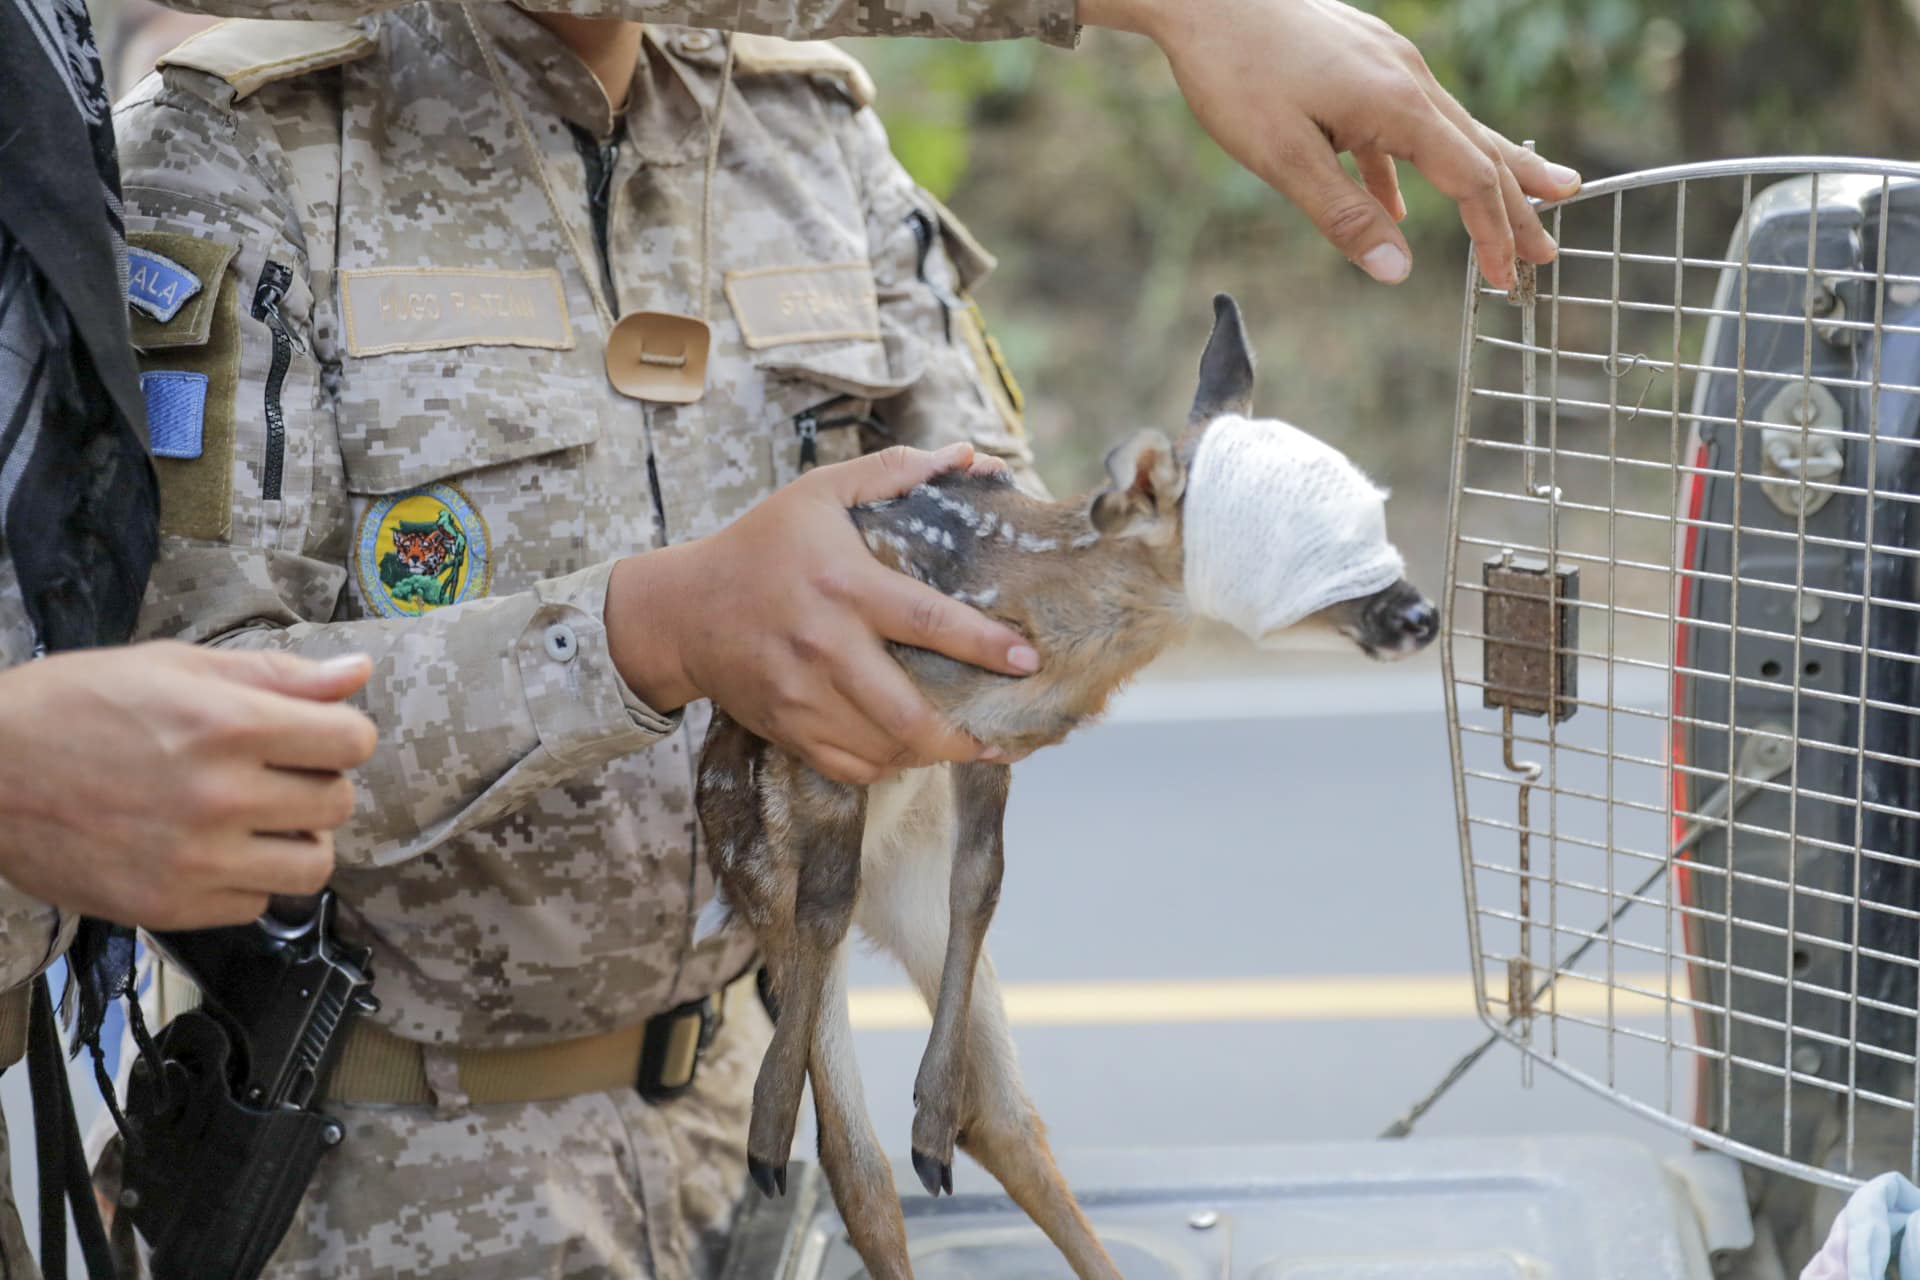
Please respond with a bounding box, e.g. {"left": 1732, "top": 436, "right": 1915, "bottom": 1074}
{"left": 646, "top": 455, "right": 667, "bottom": 523}
{"left": 792, "top": 396, "right": 888, "bottom": 473}
{"left": 250, "top": 259, "right": 304, "bottom": 502}
{"left": 574, "top": 123, "right": 665, "bottom": 528}
{"left": 571, "top": 122, "right": 625, "bottom": 313}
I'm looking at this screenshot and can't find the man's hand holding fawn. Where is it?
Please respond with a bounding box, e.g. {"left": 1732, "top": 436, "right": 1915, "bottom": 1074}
{"left": 607, "top": 443, "right": 1037, "bottom": 785}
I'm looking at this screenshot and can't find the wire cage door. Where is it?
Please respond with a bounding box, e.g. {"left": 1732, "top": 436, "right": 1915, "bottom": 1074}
{"left": 1444, "top": 158, "right": 1920, "bottom": 1191}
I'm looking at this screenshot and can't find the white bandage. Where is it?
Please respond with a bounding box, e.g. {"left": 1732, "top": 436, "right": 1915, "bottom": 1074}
{"left": 1181, "top": 415, "right": 1406, "bottom": 646}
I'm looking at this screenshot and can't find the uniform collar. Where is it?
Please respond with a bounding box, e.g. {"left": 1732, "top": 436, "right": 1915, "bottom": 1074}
{"left": 405, "top": 5, "right": 709, "bottom": 164}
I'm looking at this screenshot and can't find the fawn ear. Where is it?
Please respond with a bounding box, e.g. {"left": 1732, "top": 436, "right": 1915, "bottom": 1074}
{"left": 1091, "top": 429, "right": 1185, "bottom": 538}
{"left": 1189, "top": 293, "right": 1255, "bottom": 426}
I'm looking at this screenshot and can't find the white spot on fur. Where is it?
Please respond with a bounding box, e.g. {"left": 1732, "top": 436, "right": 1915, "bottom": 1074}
{"left": 692, "top": 890, "right": 733, "bottom": 945}
{"left": 925, "top": 488, "right": 983, "bottom": 529}
{"left": 1015, "top": 532, "right": 1060, "bottom": 553}
{"left": 1071, "top": 531, "right": 1100, "bottom": 549}
{"left": 865, "top": 528, "right": 911, "bottom": 560}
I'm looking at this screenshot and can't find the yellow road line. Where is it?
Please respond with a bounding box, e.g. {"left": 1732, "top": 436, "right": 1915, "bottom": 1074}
{"left": 848, "top": 972, "right": 1676, "bottom": 1030}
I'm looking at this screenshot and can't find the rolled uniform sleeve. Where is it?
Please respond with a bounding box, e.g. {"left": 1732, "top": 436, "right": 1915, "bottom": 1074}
{"left": 153, "top": 0, "right": 1082, "bottom": 47}
{"left": 515, "top": 563, "right": 677, "bottom": 766}
{"left": 0, "top": 877, "right": 48, "bottom": 1280}
{"left": 0, "top": 883, "right": 72, "bottom": 993}
{"left": 117, "top": 85, "right": 676, "bottom": 869}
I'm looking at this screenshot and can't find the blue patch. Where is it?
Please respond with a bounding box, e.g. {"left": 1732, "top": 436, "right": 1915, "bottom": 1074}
{"left": 141, "top": 372, "right": 209, "bottom": 460}
{"left": 127, "top": 247, "right": 203, "bottom": 323}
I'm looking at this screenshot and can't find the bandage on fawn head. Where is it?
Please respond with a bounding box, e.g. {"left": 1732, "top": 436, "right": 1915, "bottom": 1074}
{"left": 1181, "top": 414, "right": 1407, "bottom": 647}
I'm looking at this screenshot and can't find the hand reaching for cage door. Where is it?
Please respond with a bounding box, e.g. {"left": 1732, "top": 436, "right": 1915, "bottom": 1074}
{"left": 1084, "top": 0, "right": 1578, "bottom": 290}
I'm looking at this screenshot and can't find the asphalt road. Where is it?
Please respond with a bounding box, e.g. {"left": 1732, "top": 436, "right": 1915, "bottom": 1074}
{"left": 4, "top": 660, "right": 1693, "bottom": 1272}
{"left": 822, "top": 663, "right": 1688, "bottom": 1159}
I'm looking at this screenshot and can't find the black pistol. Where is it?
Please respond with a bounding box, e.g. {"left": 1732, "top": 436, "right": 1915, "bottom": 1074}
{"left": 119, "top": 891, "right": 376, "bottom": 1280}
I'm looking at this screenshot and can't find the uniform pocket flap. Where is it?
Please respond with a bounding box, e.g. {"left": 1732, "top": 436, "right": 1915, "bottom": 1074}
{"left": 334, "top": 352, "right": 603, "bottom": 496}
{"left": 751, "top": 335, "right": 922, "bottom": 400}
{"left": 724, "top": 260, "right": 924, "bottom": 398}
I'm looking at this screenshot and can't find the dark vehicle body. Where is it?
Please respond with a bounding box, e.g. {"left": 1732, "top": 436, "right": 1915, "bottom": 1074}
{"left": 1680, "top": 173, "right": 1920, "bottom": 1260}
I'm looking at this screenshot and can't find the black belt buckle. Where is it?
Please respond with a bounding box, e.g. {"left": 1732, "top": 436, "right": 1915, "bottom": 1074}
{"left": 637, "top": 993, "right": 721, "bottom": 1103}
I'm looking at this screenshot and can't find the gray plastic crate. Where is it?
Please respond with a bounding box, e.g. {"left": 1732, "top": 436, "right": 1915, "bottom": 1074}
{"left": 722, "top": 1135, "right": 1717, "bottom": 1279}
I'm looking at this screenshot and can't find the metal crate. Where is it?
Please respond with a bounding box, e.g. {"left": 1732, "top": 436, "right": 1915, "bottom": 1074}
{"left": 1444, "top": 157, "right": 1920, "bottom": 1196}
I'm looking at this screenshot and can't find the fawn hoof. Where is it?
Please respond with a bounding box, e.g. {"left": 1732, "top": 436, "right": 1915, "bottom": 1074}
{"left": 911, "top": 1149, "right": 952, "bottom": 1198}
{"left": 749, "top": 1157, "right": 788, "bottom": 1199}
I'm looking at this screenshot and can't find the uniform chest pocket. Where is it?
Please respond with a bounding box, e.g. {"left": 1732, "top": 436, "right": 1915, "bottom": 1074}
{"left": 754, "top": 335, "right": 923, "bottom": 487}
{"left": 333, "top": 347, "right": 604, "bottom": 497}
{"left": 332, "top": 345, "right": 606, "bottom": 619}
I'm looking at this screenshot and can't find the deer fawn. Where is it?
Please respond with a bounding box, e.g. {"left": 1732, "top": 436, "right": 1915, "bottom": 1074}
{"left": 695, "top": 295, "right": 1437, "bottom": 1279}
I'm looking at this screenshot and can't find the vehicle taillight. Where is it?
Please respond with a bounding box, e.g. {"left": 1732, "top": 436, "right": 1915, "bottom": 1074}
{"left": 1671, "top": 425, "right": 1712, "bottom": 1127}
{"left": 1671, "top": 428, "right": 1711, "bottom": 882}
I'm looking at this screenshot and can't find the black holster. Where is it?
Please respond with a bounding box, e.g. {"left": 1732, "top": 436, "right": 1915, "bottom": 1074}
{"left": 118, "top": 892, "right": 375, "bottom": 1280}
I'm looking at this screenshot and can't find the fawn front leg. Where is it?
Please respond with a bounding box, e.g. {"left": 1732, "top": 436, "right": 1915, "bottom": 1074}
{"left": 910, "top": 760, "right": 1010, "bottom": 1197}
{"left": 747, "top": 765, "right": 867, "bottom": 1198}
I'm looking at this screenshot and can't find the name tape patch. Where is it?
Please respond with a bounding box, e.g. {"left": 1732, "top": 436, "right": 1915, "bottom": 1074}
{"left": 725, "top": 263, "right": 880, "bottom": 350}
{"left": 127, "top": 247, "right": 203, "bottom": 324}
{"left": 339, "top": 267, "right": 573, "bottom": 357}
{"left": 141, "top": 371, "right": 209, "bottom": 459}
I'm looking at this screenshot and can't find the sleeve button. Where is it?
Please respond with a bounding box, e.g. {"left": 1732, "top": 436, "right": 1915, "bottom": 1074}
{"left": 544, "top": 623, "right": 579, "bottom": 663}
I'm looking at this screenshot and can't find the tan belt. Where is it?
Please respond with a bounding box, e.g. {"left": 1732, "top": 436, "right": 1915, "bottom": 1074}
{"left": 328, "top": 1018, "right": 652, "bottom": 1106}
{"left": 0, "top": 986, "right": 28, "bottom": 1070}
{"left": 159, "top": 964, "right": 745, "bottom": 1107}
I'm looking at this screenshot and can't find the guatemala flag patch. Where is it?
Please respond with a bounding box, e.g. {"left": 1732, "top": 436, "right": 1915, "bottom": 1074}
{"left": 127, "top": 246, "right": 203, "bottom": 323}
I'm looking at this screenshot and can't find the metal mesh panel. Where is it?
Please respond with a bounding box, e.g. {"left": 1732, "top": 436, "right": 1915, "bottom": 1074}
{"left": 1444, "top": 158, "right": 1920, "bottom": 1190}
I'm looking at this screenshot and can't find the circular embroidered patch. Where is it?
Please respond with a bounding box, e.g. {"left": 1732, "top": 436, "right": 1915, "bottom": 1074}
{"left": 356, "top": 483, "right": 492, "bottom": 619}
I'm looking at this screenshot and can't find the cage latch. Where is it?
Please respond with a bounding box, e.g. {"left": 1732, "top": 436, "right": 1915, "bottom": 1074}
{"left": 1481, "top": 551, "right": 1582, "bottom": 1056}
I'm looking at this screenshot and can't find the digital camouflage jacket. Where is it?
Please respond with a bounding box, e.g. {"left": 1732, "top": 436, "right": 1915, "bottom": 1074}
{"left": 106, "top": 6, "right": 1033, "bottom": 1274}
{"left": 163, "top": 0, "right": 1080, "bottom": 46}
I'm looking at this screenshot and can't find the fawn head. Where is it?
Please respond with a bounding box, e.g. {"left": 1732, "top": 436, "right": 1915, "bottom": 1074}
{"left": 1088, "top": 294, "right": 1437, "bottom": 660}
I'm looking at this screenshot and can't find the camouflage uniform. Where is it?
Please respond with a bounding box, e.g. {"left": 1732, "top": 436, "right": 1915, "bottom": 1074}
{"left": 109, "top": 6, "right": 1032, "bottom": 1276}
{"left": 0, "top": 351, "right": 85, "bottom": 1280}
{"left": 160, "top": 0, "right": 1081, "bottom": 47}
{"left": 0, "top": 667, "right": 69, "bottom": 1280}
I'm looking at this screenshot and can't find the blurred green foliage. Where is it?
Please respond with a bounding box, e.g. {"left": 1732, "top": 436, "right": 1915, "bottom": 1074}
{"left": 848, "top": 0, "right": 1920, "bottom": 577}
